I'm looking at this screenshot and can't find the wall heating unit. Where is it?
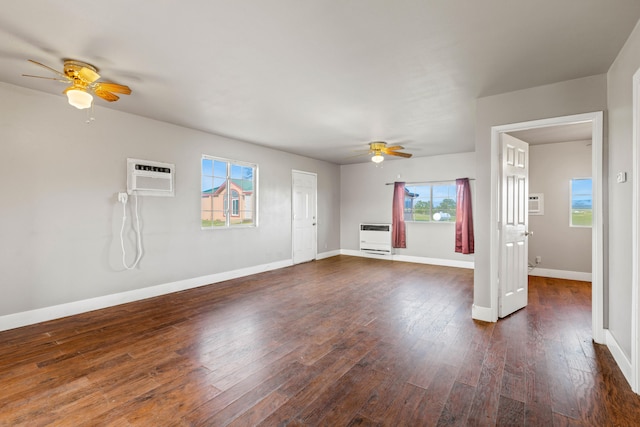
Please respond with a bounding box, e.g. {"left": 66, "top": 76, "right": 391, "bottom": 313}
{"left": 359, "top": 223, "right": 392, "bottom": 256}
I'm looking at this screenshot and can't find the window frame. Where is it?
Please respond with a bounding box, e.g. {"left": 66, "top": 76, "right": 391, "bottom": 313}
{"left": 201, "top": 155, "right": 258, "bottom": 229}
{"left": 569, "top": 177, "right": 593, "bottom": 228}
{"left": 404, "top": 181, "right": 457, "bottom": 223}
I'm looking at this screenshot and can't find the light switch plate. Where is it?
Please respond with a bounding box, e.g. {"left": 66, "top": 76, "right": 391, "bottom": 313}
{"left": 617, "top": 172, "right": 627, "bottom": 183}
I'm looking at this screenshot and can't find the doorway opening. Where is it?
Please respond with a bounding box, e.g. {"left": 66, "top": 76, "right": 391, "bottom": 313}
{"left": 490, "top": 112, "right": 604, "bottom": 344}
{"left": 508, "top": 124, "right": 594, "bottom": 283}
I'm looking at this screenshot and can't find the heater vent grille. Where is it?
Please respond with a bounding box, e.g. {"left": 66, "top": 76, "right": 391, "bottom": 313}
{"left": 360, "top": 223, "right": 392, "bottom": 256}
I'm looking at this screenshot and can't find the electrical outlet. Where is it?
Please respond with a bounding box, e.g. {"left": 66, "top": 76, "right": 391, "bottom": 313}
{"left": 535, "top": 256, "right": 542, "bottom": 264}
{"left": 118, "top": 192, "right": 128, "bottom": 204}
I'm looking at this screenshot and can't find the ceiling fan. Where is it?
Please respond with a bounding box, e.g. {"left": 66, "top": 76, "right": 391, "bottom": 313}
{"left": 23, "top": 59, "right": 131, "bottom": 109}
{"left": 367, "top": 141, "right": 412, "bottom": 163}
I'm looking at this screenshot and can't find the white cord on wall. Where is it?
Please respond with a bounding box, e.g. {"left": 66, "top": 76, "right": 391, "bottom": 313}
{"left": 119, "top": 192, "right": 143, "bottom": 269}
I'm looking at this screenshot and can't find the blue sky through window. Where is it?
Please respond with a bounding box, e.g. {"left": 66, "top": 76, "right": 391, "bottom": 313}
{"left": 571, "top": 178, "right": 592, "bottom": 209}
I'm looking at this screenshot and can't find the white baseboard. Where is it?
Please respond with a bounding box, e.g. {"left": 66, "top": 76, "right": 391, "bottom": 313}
{"left": 316, "top": 250, "right": 341, "bottom": 260}
{"left": 392, "top": 254, "right": 474, "bottom": 270}
{"left": 472, "top": 304, "right": 496, "bottom": 322}
{"left": 529, "top": 268, "right": 592, "bottom": 282}
{"left": 340, "top": 249, "right": 474, "bottom": 269}
{"left": 606, "top": 330, "right": 633, "bottom": 389}
{"left": 0, "top": 259, "right": 293, "bottom": 332}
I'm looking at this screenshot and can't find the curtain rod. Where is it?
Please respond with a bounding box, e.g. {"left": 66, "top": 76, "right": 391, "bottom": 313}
{"left": 385, "top": 178, "right": 475, "bottom": 185}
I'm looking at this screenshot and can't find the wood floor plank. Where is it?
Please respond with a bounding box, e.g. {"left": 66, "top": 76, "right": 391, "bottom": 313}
{"left": 191, "top": 361, "right": 311, "bottom": 426}
{"left": 378, "top": 382, "right": 427, "bottom": 426}
{"left": 347, "top": 414, "right": 384, "bottom": 426}
{"left": 500, "top": 333, "right": 525, "bottom": 403}
{"left": 226, "top": 390, "right": 289, "bottom": 427}
{"left": 456, "top": 321, "right": 495, "bottom": 387}
{"left": 465, "top": 338, "right": 507, "bottom": 426}
{"left": 495, "top": 395, "right": 525, "bottom": 426}
{"left": 544, "top": 338, "right": 581, "bottom": 419}
{"left": 258, "top": 351, "right": 356, "bottom": 425}
{"left": 305, "top": 363, "right": 388, "bottom": 426}
{"left": 1, "top": 257, "right": 639, "bottom": 426}
{"left": 411, "top": 363, "right": 459, "bottom": 425}
{"left": 356, "top": 374, "right": 408, "bottom": 422}
{"left": 92, "top": 367, "right": 221, "bottom": 426}
{"left": 437, "top": 380, "right": 475, "bottom": 426}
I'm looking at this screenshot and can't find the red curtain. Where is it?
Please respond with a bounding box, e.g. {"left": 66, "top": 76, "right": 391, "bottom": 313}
{"left": 455, "top": 178, "right": 474, "bottom": 254}
{"left": 392, "top": 182, "right": 406, "bottom": 248}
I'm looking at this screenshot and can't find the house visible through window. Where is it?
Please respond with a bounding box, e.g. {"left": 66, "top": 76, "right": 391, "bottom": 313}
{"left": 404, "top": 183, "right": 457, "bottom": 222}
{"left": 570, "top": 178, "right": 592, "bottom": 227}
{"left": 201, "top": 156, "right": 257, "bottom": 228}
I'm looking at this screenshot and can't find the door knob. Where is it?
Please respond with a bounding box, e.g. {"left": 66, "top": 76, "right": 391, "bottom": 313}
{"left": 524, "top": 230, "right": 533, "bottom": 237}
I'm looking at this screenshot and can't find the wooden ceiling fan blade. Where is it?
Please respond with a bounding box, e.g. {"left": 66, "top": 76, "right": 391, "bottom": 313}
{"left": 22, "top": 74, "right": 69, "bottom": 83}
{"left": 94, "top": 88, "right": 119, "bottom": 102}
{"left": 385, "top": 145, "right": 405, "bottom": 151}
{"left": 386, "top": 151, "right": 412, "bottom": 158}
{"left": 94, "top": 82, "right": 131, "bottom": 95}
{"left": 79, "top": 67, "right": 100, "bottom": 83}
{"left": 27, "top": 59, "right": 69, "bottom": 80}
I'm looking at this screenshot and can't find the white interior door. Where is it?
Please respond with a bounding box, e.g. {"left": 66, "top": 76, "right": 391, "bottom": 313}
{"left": 499, "top": 134, "right": 529, "bottom": 317}
{"left": 292, "top": 170, "right": 317, "bottom": 264}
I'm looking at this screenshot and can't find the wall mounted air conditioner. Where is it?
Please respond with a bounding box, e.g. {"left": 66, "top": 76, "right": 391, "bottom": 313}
{"left": 127, "top": 158, "right": 175, "bottom": 197}
{"left": 528, "top": 193, "right": 543, "bottom": 215}
{"left": 360, "top": 223, "right": 392, "bottom": 256}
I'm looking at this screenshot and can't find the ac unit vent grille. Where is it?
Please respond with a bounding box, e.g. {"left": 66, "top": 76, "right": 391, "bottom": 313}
{"left": 127, "top": 158, "right": 175, "bottom": 197}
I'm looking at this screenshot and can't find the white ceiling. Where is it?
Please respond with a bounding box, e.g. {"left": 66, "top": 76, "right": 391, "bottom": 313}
{"left": 1, "top": 1, "right": 639, "bottom": 164}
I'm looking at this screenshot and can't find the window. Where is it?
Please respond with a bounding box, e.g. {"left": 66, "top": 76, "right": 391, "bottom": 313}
{"left": 231, "top": 190, "right": 239, "bottom": 217}
{"left": 570, "top": 178, "right": 592, "bottom": 227}
{"left": 404, "top": 183, "right": 457, "bottom": 222}
{"left": 201, "top": 156, "right": 257, "bottom": 228}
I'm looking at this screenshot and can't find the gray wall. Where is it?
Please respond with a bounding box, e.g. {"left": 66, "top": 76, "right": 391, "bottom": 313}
{"left": 607, "top": 19, "right": 640, "bottom": 359}
{"left": 528, "top": 140, "right": 592, "bottom": 273}
{"left": 0, "top": 82, "right": 341, "bottom": 317}
{"left": 340, "top": 152, "right": 475, "bottom": 262}
{"left": 474, "top": 74, "right": 608, "bottom": 308}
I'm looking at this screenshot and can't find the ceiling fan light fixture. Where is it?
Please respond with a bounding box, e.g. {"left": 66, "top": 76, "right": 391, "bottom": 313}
{"left": 371, "top": 153, "right": 384, "bottom": 163}
{"left": 66, "top": 88, "right": 93, "bottom": 109}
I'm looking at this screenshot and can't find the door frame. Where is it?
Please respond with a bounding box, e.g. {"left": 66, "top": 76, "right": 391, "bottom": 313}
{"left": 291, "top": 169, "right": 318, "bottom": 264}
{"left": 489, "top": 112, "right": 604, "bottom": 344}
{"left": 631, "top": 68, "right": 640, "bottom": 393}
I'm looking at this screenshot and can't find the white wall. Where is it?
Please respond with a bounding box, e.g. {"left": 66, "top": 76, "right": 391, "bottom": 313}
{"left": 0, "top": 82, "right": 341, "bottom": 319}
{"left": 607, "top": 19, "right": 640, "bottom": 359}
{"left": 528, "top": 140, "right": 592, "bottom": 274}
{"left": 340, "top": 152, "right": 475, "bottom": 264}
{"left": 474, "top": 74, "right": 607, "bottom": 309}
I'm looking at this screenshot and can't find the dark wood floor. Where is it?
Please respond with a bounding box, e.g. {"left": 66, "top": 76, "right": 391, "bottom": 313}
{"left": 1, "top": 256, "right": 639, "bottom": 426}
